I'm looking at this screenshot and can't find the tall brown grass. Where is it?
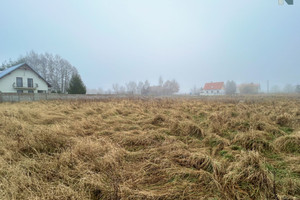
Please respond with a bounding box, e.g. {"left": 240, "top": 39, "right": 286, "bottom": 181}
{"left": 0, "top": 96, "right": 299, "bottom": 199}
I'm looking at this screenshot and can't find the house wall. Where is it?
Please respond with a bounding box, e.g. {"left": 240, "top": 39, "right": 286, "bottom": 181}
{"left": 202, "top": 89, "right": 225, "bottom": 95}
{"left": 0, "top": 67, "right": 49, "bottom": 93}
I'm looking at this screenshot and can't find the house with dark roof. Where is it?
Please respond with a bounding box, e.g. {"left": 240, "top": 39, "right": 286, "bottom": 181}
{"left": 0, "top": 63, "right": 51, "bottom": 93}
{"left": 202, "top": 82, "right": 225, "bottom": 95}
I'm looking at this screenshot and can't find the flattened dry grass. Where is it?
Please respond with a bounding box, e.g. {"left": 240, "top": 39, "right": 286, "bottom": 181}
{"left": 0, "top": 96, "right": 299, "bottom": 199}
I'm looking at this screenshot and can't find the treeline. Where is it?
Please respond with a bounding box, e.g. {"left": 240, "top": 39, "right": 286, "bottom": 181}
{"left": 1, "top": 51, "right": 78, "bottom": 93}
{"left": 87, "top": 77, "right": 180, "bottom": 95}
{"left": 111, "top": 77, "right": 180, "bottom": 95}
{"left": 268, "top": 84, "right": 300, "bottom": 94}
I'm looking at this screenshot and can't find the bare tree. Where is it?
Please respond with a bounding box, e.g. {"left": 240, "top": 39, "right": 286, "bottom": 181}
{"left": 112, "top": 84, "right": 120, "bottom": 94}
{"left": 283, "top": 84, "right": 295, "bottom": 93}
{"left": 190, "top": 85, "right": 202, "bottom": 95}
{"left": 162, "top": 79, "right": 179, "bottom": 95}
{"left": 111, "top": 78, "right": 179, "bottom": 96}
{"left": 225, "top": 80, "right": 237, "bottom": 95}
{"left": 239, "top": 83, "right": 260, "bottom": 94}
{"left": 97, "top": 87, "right": 104, "bottom": 94}
{"left": 137, "top": 81, "right": 144, "bottom": 94}
{"left": 158, "top": 76, "right": 164, "bottom": 87}
{"left": 170, "top": 79, "right": 180, "bottom": 94}
{"left": 126, "top": 81, "right": 137, "bottom": 94}
{"left": 141, "top": 80, "right": 150, "bottom": 95}
{"left": 106, "top": 89, "right": 112, "bottom": 94}
{"left": 119, "top": 86, "right": 126, "bottom": 94}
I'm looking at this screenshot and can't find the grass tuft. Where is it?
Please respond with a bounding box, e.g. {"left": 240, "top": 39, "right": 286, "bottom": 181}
{"left": 274, "top": 132, "right": 300, "bottom": 153}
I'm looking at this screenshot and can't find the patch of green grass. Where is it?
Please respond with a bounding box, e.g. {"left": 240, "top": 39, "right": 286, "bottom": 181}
{"left": 246, "top": 112, "right": 251, "bottom": 118}
{"left": 182, "top": 173, "right": 199, "bottom": 183}
{"left": 208, "top": 138, "right": 222, "bottom": 147}
{"left": 231, "top": 112, "right": 238, "bottom": 117}
{"left": 283, "top": 141, "right": 300, "bottom": 153}
{"left": 224, "top": 154, "right": 234, "bottom": 161}
{"left": 163, "top": 110, "right": 171, "bottom": 115}
{"left": 163, "top": 130, "right": 171, "bottom": 135}
{"left": 230, "top": 145, "right": 241, "bottom": 151}
{"left": 242, "top": 121, "right": 250, "bottom": 127}
{"left": 124, "top": 146, "right": 145, "bottom": 152}
{"left": 219, "top": 150, "right": 234, "bottom": 161}
{"left": 153, "top": 134, "right": 165, "bottom": 142}
{"left": 168, "top": 174, "right": 196, "bottom": 183}
{"left": 193, "top": 112, "right": 207, "bottom": 122}
{"left": 221, "top": 129, "right": 238, "bottom": 140}
{"left": 265, "top": 162, "right": 298, "bottom": 179}
{"left": 239, "top": 182, "right": 261, "bottom": 198}
{"left": 264, "top": 152, "right": 283, "bottom": 161}
{"left": 279, "top": 126, "right": 294, "bottom": 134}
{"left": 167, "top": 176, "right": 176, "bottom": 183}
{"left": 219, "top": 150, "right": 228, "bottom": 156}
{"left": 128, "top": 126, "right": 139, "bottom": 130}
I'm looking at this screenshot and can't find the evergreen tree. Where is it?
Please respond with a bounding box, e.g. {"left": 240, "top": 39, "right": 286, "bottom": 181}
{"left": 67, "top": 74, "right": 86, "bottom": 94}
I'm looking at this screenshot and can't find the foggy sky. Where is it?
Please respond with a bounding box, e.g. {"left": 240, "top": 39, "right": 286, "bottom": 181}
{"left": 0, "top": 0, "right": 299, "bottom": 93}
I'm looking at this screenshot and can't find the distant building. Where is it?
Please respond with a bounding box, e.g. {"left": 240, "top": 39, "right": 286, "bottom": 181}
{"left": 237, "top": 83, "right": 260, "bottom": 94}
{"left": 0, "top": 63, "right": 51, "bottom": 93}
{"left": 202, "top": 82, "right": 225, "bottom": 95}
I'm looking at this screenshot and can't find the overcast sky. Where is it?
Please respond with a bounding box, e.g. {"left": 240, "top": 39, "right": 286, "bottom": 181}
{"left": 0, "top": 0, "right": 299, "bottom": 92}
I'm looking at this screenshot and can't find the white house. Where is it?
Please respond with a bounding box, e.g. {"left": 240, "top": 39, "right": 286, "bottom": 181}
{"left": 202, "top": 82, "right": 225, "bottom": 95}
{"left": 0, "top": 63, "right": 51, "bottom": 93}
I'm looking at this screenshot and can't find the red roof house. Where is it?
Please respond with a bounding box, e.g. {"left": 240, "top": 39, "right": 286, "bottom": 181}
{"left": 202, "top": 82, "right": 225, "bottom": 95}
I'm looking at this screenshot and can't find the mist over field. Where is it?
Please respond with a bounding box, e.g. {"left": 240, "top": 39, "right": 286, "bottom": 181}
{"left": 1, "top": 1, "right": 300, "bottom": 93}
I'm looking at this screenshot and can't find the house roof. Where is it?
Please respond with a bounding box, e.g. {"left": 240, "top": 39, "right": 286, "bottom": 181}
{"left": 203, "top": 82, "right": 224, "bottom": 90}
{"left": 0, "top": 63, "right": 25, "bottom": 79}
{"left": 0, "top": 63, "right": 51, "bottom": 87}
{"left": 238, "top": 83, "right": 260, "bottom": 88}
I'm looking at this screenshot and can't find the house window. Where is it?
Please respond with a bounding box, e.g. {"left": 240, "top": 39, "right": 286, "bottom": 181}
{"left": 211, "top": 91, "right": 213, "bottom": 93}
{"left": 217, "top": 90, "right": 219, "bottom": 93}
{"left": 28, "top": 90, "right": 34, "bottom": 93}
{"left": 38, "top": 90, "right": 46, "bottom": 93}
{"left": 17, "top": 90, "right": 23, "bottom": 93}
{"left": 28, "top": 78, "right": 33, "bottom": 88}
{"left": 16, "top": 77, "right": 23, "bottom": 87}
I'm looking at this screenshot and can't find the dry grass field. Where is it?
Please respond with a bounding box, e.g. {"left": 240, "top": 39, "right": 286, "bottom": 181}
{"left": 0, "top": 96, "right": 299, "bottom": 200}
